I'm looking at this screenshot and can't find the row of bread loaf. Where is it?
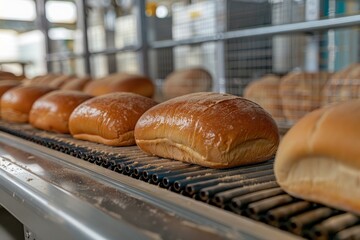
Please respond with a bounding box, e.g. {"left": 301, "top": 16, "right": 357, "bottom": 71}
{"left": 0, "top": 70, "right": 25, "bottom": 81}
{"left": 2, "top": 82, "right": 359, "bottom": 216}
{"left": 0, "top": 84, "right": 279, "bottom": 168}
{"left": 244, "top": 63, "right": 360, "bottom": 124}
{"left": 21, "top": 72, "right": 154, "bottom": 95}
{"left": 1, "top": 69, "right": 359, "bottom": 216}
{"left": 0, "top": 67, "right": 212, "bottom": 100}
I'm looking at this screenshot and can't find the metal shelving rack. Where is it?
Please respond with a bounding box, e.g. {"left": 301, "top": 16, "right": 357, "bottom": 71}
{"left": 38, "top": 0, "right": 360, "bottom": 90}
{"left": 38, "top": 0, "right": 147, "bottom": 76}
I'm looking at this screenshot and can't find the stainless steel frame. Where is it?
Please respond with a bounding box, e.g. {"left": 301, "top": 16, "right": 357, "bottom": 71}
{"left": 0, "top": 131, "right": 300, "bottom": 240}
{"left": 75, "top": 0, "right": 91, "bottom": 75}
{"left": 42, "top": 1, "right": 360, "bottom": 77}
{"left": 150, "top": 14, "right": 360, "bottom": 48}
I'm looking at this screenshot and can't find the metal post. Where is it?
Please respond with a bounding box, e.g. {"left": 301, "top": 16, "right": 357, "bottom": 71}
{"left": 305, "top": 0, "right": 320, "bottom": 72}
{"left": 327, "top": 0, "right": 336, "bottom": 72}
{"left": 76, "top": 0, "right": 91, "bottom": 76}
{"left": 35, "top": 0, "right": 51, "bottom": 72}
{"left": 136, "top": 0, "right": 149, "bottom": 76}
{"left": 216, "top": 0, "right": 228, "bottom": 93}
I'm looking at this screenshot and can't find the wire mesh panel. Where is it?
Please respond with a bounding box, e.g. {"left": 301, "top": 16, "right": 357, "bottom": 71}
{"left": 150, "top": 44, "right": 218, "bottom": 102}
{"left": 173, "top": 43, "right": 217, "bottom": 78}
{"left": 145, "top": 0, "right": 360, "bottom": 126}
{"left": 227, "top": 0, "right": 272, "bottom": 30}
{"left": 225, "top": 26, "right": 359, "bottom": 125}
{"left": 42, "top": 0, "right": 360, "bottom": 126}
{"left": 225, "top": 37, "right": 273, "bottom": 95}
{"left": 116, "top": 52, "right": 139, "bottom": 73}
{"left": 148, "top": 47, "right": 172, "bottom": 101}
{"left": 149, "top": 47, "right": 173, "bottom": 80}
{"left": 115, "top": 14, "right": 138, "bottom": 49}
{"left": 172, "top": 0, "right": 226, "bottom": 40}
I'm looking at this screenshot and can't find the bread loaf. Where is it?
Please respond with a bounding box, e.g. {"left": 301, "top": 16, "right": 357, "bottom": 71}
{"left": 84, "top": 73, "right": 155, "bottom": 97}
{"left": 279, "top": 72, "right": 331, "bottom": 123}
{"left": 322, "top": 64, "right": 360, "bottom": 106}
{"left": 135, "top": 92, "right": 279, "bottom": 168}
{"left": 244, "top": 75, "right": 284, "bottom": 122}
{"left": 162, "top": 68, "right": 212, "bottom": 100}
{"left": 0, "top": 71, "right": 16, "bottom": 80}
{"left": 0, "top": 71, "right": 24, "bottom": 81}
{"left": 274, "top": 99, "right": 360, "bottom": 214}
{"left": 23, "top": 74, "right": 62, "bottom": 86}
{"left": 48, "top": 75, "right": 76, "bottom": 88}
{"left": 0, "top": 80, "right": 22, "bottom": 96}
{"left": 29, "top": 90, "right": 92, "bottom": 133}
{"left": 69, "top": 92, "right": 157, "bottom": 146}
{"left": 0, "top": 80, "right": 22, "bottom": 115}
{"left": 1, "top": 86, "right": 55, "bottom": 123}
{"left": 60, "top": 77, "right": 91, "bottom": 91}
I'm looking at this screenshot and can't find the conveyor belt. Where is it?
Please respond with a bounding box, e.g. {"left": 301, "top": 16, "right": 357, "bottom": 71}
{"left": 0, "top": 121, "right": 359, "bottom": 240}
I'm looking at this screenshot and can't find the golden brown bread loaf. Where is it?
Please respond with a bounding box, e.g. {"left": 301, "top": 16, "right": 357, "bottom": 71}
{"left": 48, "top": 75, "right": 76, "bottom": 88}
{"left": 0, "top": 73, "right": 25, "bottom": 81}
{"left": 23, "top": 74, "right": 62, "bottom": 86}
{"left": 84, "top": 73, "right": 155, "bottom": 98}
{"left": 0, "top": 81, "right": 22, "bottom": 115}
{"left": 0, "top": 71, "right": 24, "bottom": 81}
{"left": 279, "top": 72, "right": 331, "bottom": 123}
{"left": 1, "top": 85, "right": 55, "bottom": 123}
{"left": 243, "top": 75, "right": 284, "bottom": 122}
{"left": 60, "top": 77, "right": 91, "bottom": 91}
{"left": 274, "top": 99, "right": 360, "bottom": 214}
{"left": 29, "top": 90, "right": 93, "bottom": 133}
{"left": 69, "top": 92, "right": 157, "bottom": 146}
{"left": 0, "top": 80, "right": 22, "bottom": 97}
{"left": 0, "top": 71, "right": 16, "bottom": 80}
{"left": 322, "top": 64, "right": 360, "bottom": 106}
{"left": 162, "top": 68, "right": 212, "bottom": 100}
{"left": 134, "top": 92, "right": 280, "bottom": 168}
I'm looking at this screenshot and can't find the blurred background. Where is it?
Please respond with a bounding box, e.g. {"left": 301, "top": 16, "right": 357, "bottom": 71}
{"left": 0, "top": 1, "right": 359, "bottom": 81}
{"left": 0, "top": 0, "right": 359, "bottom": 124}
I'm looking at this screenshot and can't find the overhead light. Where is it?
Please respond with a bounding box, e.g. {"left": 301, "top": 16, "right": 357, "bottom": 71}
{"left": 156, "top": 5, "right": 169, "bottom": 18}
{"left": 48, "top": 28, "right": 75, "bottom": 40}
{"left": 0, "top": 0, "right": 36, "bottom": 21}
{"left": 46, "top": 1, "right": 77, "bottom": 23}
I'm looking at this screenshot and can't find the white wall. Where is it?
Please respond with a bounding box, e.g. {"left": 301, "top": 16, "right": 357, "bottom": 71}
{"left": 18, "top": 30, "right": 47, "bottom": 77}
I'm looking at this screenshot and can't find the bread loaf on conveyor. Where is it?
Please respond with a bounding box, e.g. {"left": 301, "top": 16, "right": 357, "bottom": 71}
{"left": 274, "top": 99, "right": 360, "bottom": 214}
{"left": 0, "top": 71, "right": 24, "bottom": 81}
{"left": 23, "top": 74, "right": 62, "bottom": 86}
{"left": 29, "top": 90, "right": 93, "bottom": 133}
{"left": 162, "top": 68, "right": 212, "bottom": 100}
{"left": 48, "top": 75, "right": 76, "bottom": 88}
{"left": 0, "top": 80, "right": 22, "bottom": 97}
{"left": 0, "top": 71, "right": 16, "bottom": 80}
{"left": 0, "top": 80, "right": 23, "bottom": 115}
{"left": 60, "top": 77, "right": 91, "bottom": 91}
{"left": 1, "top": 85, "right": 55, "bottom": 123}
{"left": 84, "top": 73, "right": 155, "bottom": 98}
{"left": 322, "top": 64, "right": 360, "bottom": 106}
{"left": 243, "top": 74, "right": 284, "bottom": 122}
{"left": 134, "top": 92, "right": 280, "bottom": 169}
{"left": 69, "top": 92, "right": 157, "bottom": 146}
{"left": 279, "top": 72, "right": 331, "bottom": 123}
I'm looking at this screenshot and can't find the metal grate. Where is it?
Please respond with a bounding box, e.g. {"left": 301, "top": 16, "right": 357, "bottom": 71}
{"left": 225, "top": 36, "right": 273, "bottom": 95}
{"left": 45, "top": 1, "right": 360, "bottom": 128}
{"left": 0, "top": 121, "right": 359, "bottom": 240}
{"left": 147, "top": 0, "right": 360, "bottom": 129}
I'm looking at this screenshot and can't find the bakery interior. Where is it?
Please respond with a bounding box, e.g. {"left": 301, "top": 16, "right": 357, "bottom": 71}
{"left": 0, "top": 0, "right": 359, "bottom": 239}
